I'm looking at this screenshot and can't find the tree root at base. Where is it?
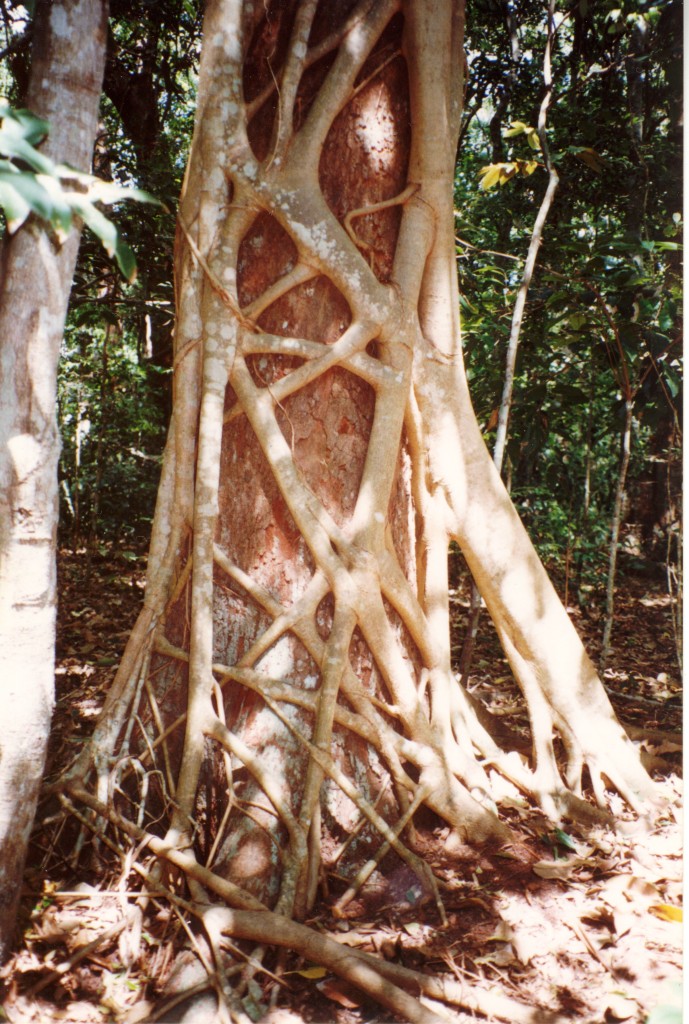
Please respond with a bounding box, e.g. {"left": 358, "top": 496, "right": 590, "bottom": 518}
{"left": 57, "top": 783, "right": 572, "bottom": 1024}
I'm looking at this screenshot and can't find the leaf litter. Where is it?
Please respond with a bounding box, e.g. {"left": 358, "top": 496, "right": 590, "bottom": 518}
{"left": 0, "top": 546, "right": 682, "bottom": 1024}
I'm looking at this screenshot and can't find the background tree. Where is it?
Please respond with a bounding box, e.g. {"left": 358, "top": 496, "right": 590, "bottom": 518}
{"left": 58, "top": 1, "right": 664, "bottom": 1016}
{"left": 0, "top": 0, "right": 164, "bottom": 960}
{"left": 0, "top": 0, "right": 109, "bottom": 961}
{"left": 55, "top": 0, "right": 202, "bottom": 550}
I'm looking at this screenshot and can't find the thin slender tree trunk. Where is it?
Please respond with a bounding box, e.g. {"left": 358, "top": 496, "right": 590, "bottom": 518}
{"left": 0, "top": 0, "right": 108, "bottom": 961}
{"left": 573, "top": 365, "right": 595, "bottom": 598}
{"left": 89, "top": 317, "right": 115, "bottom": 553}
{"left": 73, "top": 389, "right": 85, "bottom": 546}
{"left": 600, "top": 397, "right": 634, "bottom": 672}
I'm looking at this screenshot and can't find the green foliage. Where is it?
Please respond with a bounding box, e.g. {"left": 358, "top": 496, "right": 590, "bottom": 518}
{"left": 458, "top": 0, "right": 682, "bottom": 596}
{"left": 0, "top": 101, "right": 159, "bottom": 279}
{"left": 58, "top": 317, "right": 168, "bottom": 542}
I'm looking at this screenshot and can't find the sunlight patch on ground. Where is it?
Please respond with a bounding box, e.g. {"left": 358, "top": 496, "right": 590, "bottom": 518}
{"left": 639, "top": 594, "right": 673, "bottom": 608}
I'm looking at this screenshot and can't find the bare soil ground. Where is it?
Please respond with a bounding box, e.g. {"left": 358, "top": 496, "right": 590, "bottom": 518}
{"left": 0, "top": 546, "right": 682, "bottom": 1024}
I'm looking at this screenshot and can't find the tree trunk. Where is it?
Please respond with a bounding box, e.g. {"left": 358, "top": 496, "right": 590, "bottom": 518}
{"left": 70, "top": 0, "right": 656, "bottom": 988}
{"left": 0, "top": 0, "right": 108, "bottom": 962}
{"left": 600, "top": 397, "right": 634, "bottom": 672}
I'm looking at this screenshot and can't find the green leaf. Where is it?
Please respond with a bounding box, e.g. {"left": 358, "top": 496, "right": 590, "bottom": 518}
{"left": 70, "top": 195, "right": 138, "bottom": 281}
{"left": 86, "top": 178, "right": 162, "bottom": 209}
{"left": 552, "top": 828, "right": 578, "bottom": 852}
{"left": 0, "top": 126, "right": 54, "bottom": 174}
{"left": 68, "top": 195, "right": 116, "bottom": 246}
{"left": 0, "top": 172, "right": 31, "bottom": 230}
{"left": 0, "top": 104, "right": 157, "bottom": 280}
{"left": 0, "top": 167, "right": 71, "bottom": 233}
{"left": 663, "top": 368, "right": 680, "bottom": 398}
{"left": 0, "top": 104, "right": 50, "bottom": 146}
{"left": 566, "top": 312, "right": 588, "bottom": 331}
{"left": 544, "top": 289, "right": 571, "bottom": 308}
{"left": 112, "top": 235, "right": 138, "bottom": 282}
{"left": 35, "top": 173, "right": 77, "bottom": 235}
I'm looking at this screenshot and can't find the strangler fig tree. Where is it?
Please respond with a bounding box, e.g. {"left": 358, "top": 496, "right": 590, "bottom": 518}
{"left": 64, "top": 0, "right": 657, "bottom": 1011}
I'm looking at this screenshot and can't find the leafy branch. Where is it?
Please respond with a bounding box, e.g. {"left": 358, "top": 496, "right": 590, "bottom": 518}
{"left": 0, "top": 101, "right": 159, "bottom": 280}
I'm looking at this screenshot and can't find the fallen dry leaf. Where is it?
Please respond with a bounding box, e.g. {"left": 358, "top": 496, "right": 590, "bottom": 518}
{"left": 532, "top": 858, "right": 581, "bottom": 880}
{"left": 317, "top": 978, "right": 363, "bottom": 1008}
{"left": 474, "top": 944, "right": 517, "bottom": 967}
{"left": 643, "top": 831, "right": 683, "bottom": 859}
{"left": 602, "top": 873, "right": 661, "bottom": 908}
{"left": 123, "top": 1001, "right": 155, "bottom": 1024}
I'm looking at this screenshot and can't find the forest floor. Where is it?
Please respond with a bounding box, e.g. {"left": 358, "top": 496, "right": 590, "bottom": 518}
{"left": 0, "top": 544, "right": 683, "bottom": 1024}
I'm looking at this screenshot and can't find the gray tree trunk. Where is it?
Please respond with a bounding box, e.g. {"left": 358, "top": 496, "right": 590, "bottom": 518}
{"left": 0, "top": 0, "right": 108, "bottom": 962}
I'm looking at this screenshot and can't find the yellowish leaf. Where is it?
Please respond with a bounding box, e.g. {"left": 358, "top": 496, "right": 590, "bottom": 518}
{"left": 503, "top": 120, "right": 530, "bottom": 137}
{"left": 478, "top": 165, "right": 502, "bottom": 190}
{"left": 498, "top": 163, "right": 518, "bottom": 185}
{"left": 649, "top": 903, "right": 683, "bottom": 923}
{"left": 288, "top": 965, "right": 328, "bottom": 979}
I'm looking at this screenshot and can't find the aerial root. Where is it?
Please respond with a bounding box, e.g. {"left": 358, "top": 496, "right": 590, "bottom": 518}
{"left": 331, "top": 782, "right": 442, "bottom": 920}
{"left": 65, "top": 785, "right": 269, "bottom": 912}
{"left": 57, "top": 786, "right": 566, "bottom": 1024}
{"left": 254, "top": 689, "right": 447, "bottom": 912}
{"left": 199, "top": 908, "right": 573, "bottom": 1024}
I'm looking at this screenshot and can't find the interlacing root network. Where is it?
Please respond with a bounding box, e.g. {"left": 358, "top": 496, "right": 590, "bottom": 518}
{"left": 51, "top": 2, "right": 662, "bottom": 1020}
